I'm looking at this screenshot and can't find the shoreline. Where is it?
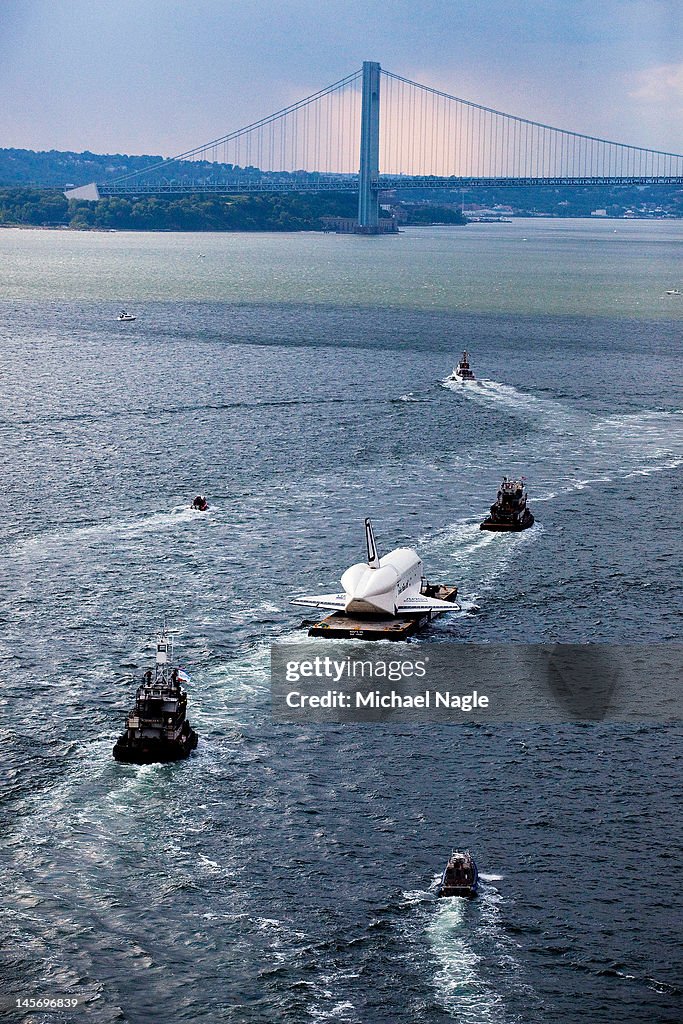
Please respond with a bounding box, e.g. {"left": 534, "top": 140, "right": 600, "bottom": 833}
{"left": 1, "top": 214, "right": 681, "bottom": 234}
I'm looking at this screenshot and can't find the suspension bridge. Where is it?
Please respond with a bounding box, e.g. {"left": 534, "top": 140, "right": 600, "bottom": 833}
{"left": 66, "top": 61, "right": 683, "bottom": 233}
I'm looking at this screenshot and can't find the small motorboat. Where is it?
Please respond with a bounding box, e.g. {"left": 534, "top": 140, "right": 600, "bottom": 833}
{"left": 450, "top": 350, "right": 475, "bottom": 383}
{"left": 191, "top": 494, "right": 209, "bottom": 512}
{"left": 117, "top": 311, "right": 136, "bottom": 322}
{"left": 665, "top": 288, "right": 681, "bottom": 296}
{"left": 480, "top": 476, "right": 534, "bottom": 531}
{"left": 438, "top": 850, "right": 479, "bottom": 898}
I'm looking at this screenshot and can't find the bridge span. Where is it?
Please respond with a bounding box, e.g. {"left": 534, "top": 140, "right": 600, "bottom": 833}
{"left": 66, "top": 61, "right": 683, "bottom": 233}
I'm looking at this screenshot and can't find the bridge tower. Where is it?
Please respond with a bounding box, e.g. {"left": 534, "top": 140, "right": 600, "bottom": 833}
{"left": 357, "top": 61, "right": 381, "bottom": 232}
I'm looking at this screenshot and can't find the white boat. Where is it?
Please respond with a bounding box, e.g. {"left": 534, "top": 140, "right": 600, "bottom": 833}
{"left": 117, "top": 311, "right": 136, "bottom": 322}
{"left": 450, "top": 350, "right": 475, "bottom": 382}
{"left": 665, "top": 289, "right": 681, "bottom": 296}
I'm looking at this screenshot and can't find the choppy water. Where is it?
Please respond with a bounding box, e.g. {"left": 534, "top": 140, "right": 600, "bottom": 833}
{"left": 0, "top": 221, "right": 681, "bottom": 1023}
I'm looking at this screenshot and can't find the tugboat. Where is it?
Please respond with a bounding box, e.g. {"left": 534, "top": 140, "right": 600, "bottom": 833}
{"left": 480, "top": 477, "right": 534, "bottom": 532}
{"left": 113, "top": 629, "right": 198, "bottom": 764}
{"left": 438, "top": 850, "right": 479, "bottom": 898}
{"left": 450, "top": 350, "right": 475, "bottom": 383}
{"left": 117, "top": 311, "right": 136, "bottom": 322}
{"left": 191, "top": 494, "right": 209, "bottom": 511}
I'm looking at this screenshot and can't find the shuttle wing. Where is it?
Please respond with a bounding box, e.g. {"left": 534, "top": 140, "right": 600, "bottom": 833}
{"left": 291, "top": 592, "right": 347, "bottom": 611}
{"left": 397, "top": 595, "right": 460, "bottom": 613}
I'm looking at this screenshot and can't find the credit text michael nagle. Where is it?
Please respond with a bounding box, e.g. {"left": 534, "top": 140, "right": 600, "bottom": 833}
{"left": 285, "top": 689, "right": 490, "bottom": 711}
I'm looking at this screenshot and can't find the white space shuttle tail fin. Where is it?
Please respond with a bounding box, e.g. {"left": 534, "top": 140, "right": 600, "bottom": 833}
{"left": 364, "top": 518, "right": 380, "bottom": 568}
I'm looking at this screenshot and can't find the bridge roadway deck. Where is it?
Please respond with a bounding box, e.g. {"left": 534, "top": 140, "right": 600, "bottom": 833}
{"left": 94, "top": 174, "right": 683, "bottom": 197}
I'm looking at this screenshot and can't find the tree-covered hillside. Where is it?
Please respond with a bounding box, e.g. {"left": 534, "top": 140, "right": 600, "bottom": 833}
{"left": 0, "top": 147, "right": 330, "bottom": 189}
{"left": 0, "top": 149, "right": 166, "bottom": 187}
{"left": 0, "top": 189, "right": 362, "bottom": 231}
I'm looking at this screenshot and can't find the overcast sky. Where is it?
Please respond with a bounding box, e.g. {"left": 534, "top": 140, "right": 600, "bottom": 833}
{"left": 1, "top": 0, "right": 682, "bottom": 157}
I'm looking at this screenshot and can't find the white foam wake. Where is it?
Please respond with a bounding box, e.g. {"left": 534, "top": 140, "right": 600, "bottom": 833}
{"left": 15, "top": 504, "right": 209, "bottom": 557}
{"left": 420, "top": 516, "right": 542, "bottom": 603}
{"left": 427, "top": 896, "right": 505, "bottom": 1023}
{"left": 441, "top": 376, "right": 571, "bottom": 424}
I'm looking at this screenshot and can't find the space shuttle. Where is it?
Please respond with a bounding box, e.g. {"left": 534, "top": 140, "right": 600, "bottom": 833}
{"left": 292, "top": 519, "right": 458, "bottom": 617}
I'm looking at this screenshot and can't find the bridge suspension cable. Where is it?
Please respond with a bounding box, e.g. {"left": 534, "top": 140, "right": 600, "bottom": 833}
{"left": 109, "top": 69, "right": 363, "bottom": 185}
{"left": 379, "top": 69, "right": 683, "bottom": 180}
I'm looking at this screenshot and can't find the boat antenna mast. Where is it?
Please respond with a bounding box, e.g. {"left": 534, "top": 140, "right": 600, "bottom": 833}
{"left": 154, "top": 616, "right": 175, "bottom": 685}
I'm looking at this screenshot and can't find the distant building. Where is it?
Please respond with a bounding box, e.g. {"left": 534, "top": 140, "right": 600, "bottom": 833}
{"left": 591, "top": 209, "right": 608, "bottom": 217}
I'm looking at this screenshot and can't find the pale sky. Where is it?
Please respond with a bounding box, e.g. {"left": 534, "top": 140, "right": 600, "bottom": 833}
{"left": 1, "top": 0, "right": 681, "bottom": 157}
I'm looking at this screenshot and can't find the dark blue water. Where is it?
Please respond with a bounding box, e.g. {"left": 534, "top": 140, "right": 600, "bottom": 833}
{"left": 1, "top": 229, "right": 682, "bottom": 1023}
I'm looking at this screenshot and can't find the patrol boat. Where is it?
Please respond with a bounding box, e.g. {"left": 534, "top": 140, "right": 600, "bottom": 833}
{"left": 113, "top": 629, "right": 198, "bottom": 764}
{"left": 438, "top": 850, "right": 479, "bottom": 898}
{"left": 480, "top": 476, "right": 535, "bottom": 531}
{"left": 451, "top": 350, "right": 475, "bottom": 382}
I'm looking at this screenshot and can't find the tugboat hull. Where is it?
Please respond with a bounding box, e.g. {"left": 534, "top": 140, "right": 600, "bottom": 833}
{"left": 480, "top": 511, "right": 535, "bottom": 532}
{"left": 113, "top": 726, "right": 198, "bottom": 764}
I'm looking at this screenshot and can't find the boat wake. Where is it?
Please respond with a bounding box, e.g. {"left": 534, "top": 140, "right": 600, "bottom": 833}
{"left": 529, "top": 408, "right": 683, "bottom": 497}
{"left": 443, "top": 375, "right": 683, "bottom": 482}
{"left": 441, "top": 376, "right": 580, "bottom": 432}
{"left": 427, "top": 894, "right": 505, "bottom": 1023}
{"left": 394, "top": 391, "right": 424, "bottom": 403}
{"left": 423, "top": 407, "right": 676, "bottom": 600}
{"left": 419, "top": 519, "right": 496, "bottom": 557}
{"left": 427, "top": 881, "right": 537, "bottom": 1023}
{"left": 14, "top": 505, "right": 210, "bottom": 557}
{"left": 441, "top": 372, "right": 683, "bottom": 500}
{"left": 420, "top": 517, "right": 541, "bottom": 603}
